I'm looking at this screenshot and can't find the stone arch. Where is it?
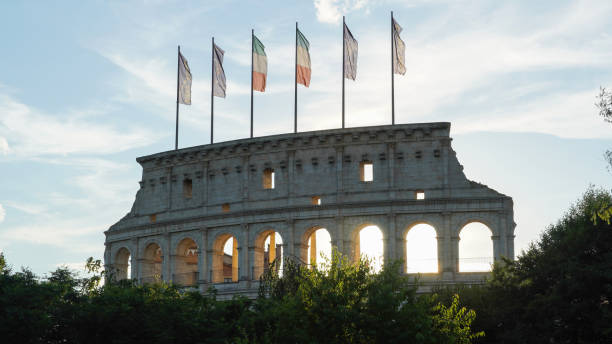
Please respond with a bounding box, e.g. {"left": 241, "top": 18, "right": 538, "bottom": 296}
{"left": 350, "top": 222, "right": 385, "bottom": 272}
{"left": 113, "top": 247, "right": 131, "bottom": 281}
{"left": 173, "top": 237, "right": 199, "bottom": 286}
{"left": 252, "top": 229, "right": 284, "bottom": 279}
{"left": 404, "top": 222, "right": 438, "bottom": 273}
{"left": 211, "top": 233, "right": 239, "bottom": 283}
{"left": 301, "top": 225, "right": 332, "bottom": 267}
{"left": 458, "top": 220, "right": 494, "bottom": 272}
{"left": 452, "top": 214, "right": 498, "bottom": 237}
{"left": 141, "top": 242, "right": 163, "bottom": 283}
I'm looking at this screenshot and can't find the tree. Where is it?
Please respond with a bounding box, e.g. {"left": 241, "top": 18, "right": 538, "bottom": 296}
{"left": 438, "top": 188, "right": 612, "bottom": 343}
{"left": 257, "top": 250, "right": 482, "bottom": 343}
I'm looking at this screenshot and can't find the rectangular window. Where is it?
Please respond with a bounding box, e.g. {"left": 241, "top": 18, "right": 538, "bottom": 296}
{"left": 416, "top": 191, "right": 425, "bottom": 200}
{"left": 149, "top": 214, "right": 157, "bottom": 223}
{"left": 222, "top": 203, "right": 230, "bottom": 212}
{"left": 183, "top": 179, "right": 193, "bottom": 198}
{"left": 360, "top": 161, "right": 373, "bottom": 182}
{"left": 263, "top": 168, "right": 275, "bottom": 189}
{"left": 311, "top": 196, "right": 321, "bottom": 205}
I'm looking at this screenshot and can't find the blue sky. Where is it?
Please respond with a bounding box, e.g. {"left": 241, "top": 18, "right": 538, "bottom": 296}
{"left": 1, "top": 0, "right": 611, "bottom": 275}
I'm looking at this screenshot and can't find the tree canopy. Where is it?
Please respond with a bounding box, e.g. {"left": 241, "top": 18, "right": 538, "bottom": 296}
{"left": 0, "top": 250, "right": 480, "bottom": 344}
{"left": 437, "top": 187, "right": 612, "bottom": 343}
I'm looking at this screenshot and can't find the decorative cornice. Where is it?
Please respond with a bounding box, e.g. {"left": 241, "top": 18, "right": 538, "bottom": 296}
{"left": 136, "top": 123, "right": 450, "bottom": 168}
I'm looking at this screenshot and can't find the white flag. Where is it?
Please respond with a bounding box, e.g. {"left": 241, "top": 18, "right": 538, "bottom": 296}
{"left": 343, "top": 23, "right": 358, "bottom": 80}
{"left": 392, "top": 19, "right": 406, "bottom": 75}
{"left": 213, "top": 43, "right": 226, "bottom": 98}
{"left": 178, "top": 52, "right": 192, "bottom": 105}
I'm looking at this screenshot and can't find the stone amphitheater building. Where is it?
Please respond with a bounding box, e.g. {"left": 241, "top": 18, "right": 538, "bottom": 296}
{"left": 104, "top": 122, "right": 515, "bottom": 298}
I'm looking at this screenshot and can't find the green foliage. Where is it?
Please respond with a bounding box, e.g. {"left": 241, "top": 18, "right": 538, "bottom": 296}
{"left": 0, "top": 250, "right": 481, "bottom": 343}
{"left": 437, "top": 187, "right": 612, "bottom": 343}
{"left": 256, "top": 249, "right": 480, "bottom": 343}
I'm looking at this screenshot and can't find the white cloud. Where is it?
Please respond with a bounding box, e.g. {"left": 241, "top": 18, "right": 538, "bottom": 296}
{"left": 314, "top": 0, "right": 373, "bottom": 24}
{"left": 0, "top": 221, "right": 101, "bottom": 253}
{"left": 0, "top": 94, "right": 157, "bottom": 157}
{"left": 0, "top": 137, "right": 8, "bottom": 155}
{"left": 0, "top": 204, "right": 5, "bottom": 223}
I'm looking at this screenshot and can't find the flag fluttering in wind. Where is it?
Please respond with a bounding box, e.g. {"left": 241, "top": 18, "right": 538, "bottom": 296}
{"left": 178, "top": 51, "right": 192, "bottom": 104}
{"left": 392, "top": 18, "right": 406, "bottom": 75}
{"left": 213, "top": 43, "right": 226, "bottom": 98}
{"left": 296, "top": 28, "right": 311, "bottom": 87}
{"left": 343, "top": 23, "right": 358, "bottom": 80}
{"left": 252, "top": 35, "right": 267, "bottom": 92}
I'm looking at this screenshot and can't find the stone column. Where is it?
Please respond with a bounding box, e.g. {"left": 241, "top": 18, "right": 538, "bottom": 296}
{"left": 163, "top": 233, "right": 172, "bottom": 283}
{"left": 287, "top": 150, "right": 295, "bottom": 206}
{"left": 206, "top": 248, "right": 215, "bottom": 283}
{"left": 451, "top": 235, "right": 460, "bottom": 274}
{"left": 388, "top": 143, "right": 395, "bottom": 200}
{"left": 334, "top": 216, "right": 346, "bottom": 256}
{"left": 239, "top": 224, "right": 249, "bottom": 281}
{"left": 335, "top": 146, "right": 344, "bottom": 203}
{"left": 198, "top": 228, "right": 207, "bottom": 283}
{"left": 285, "top": 219, "right": 295, "bottom": 258}
{"left": 497, "top": 211, "right": 507, "bottom": 260}
{"left": 384, "top": 213, "right": 396, "bottom": 264}
{"left": 130, "top": 238, "right": 138, "bottom": 281}
{"left": 441, "top": 212, "right": 454, "bottom": 279}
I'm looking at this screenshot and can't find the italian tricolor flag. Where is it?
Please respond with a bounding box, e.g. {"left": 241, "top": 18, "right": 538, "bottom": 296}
{"left": 252, "top": 35, "right": 267, "bottom": 92}
{"left": 296, "top": 29, "right": 311, "bottom": 87}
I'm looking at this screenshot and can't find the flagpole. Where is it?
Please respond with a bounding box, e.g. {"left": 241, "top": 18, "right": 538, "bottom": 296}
{"left": 211, "top": 37, "right": 215, "bottom": 144}
{"left": 342, "top": 16, "right": 345, "bottom": 129}
{"left": 250, "top": 29, "right": 254, "bottom": 138}
{"left": 391, "top": 11, "right": 395, "bottom": 125}
{"left": 175, "top": 45, "right": 180, "bottom": 150}
{"left": 294, "top": 22, "right": 298, "bottom": 133}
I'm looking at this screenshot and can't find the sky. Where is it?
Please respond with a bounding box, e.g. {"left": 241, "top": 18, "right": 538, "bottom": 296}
{"left": 1, "top": 0, "right": 611, "bottom": 276}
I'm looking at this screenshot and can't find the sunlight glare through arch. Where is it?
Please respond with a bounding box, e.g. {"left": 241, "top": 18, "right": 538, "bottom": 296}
{"left": 459, "top": 222, "right": 493, "bottom": 272}
{"left": 223, "top": 237, "right": 234, "bottom": 255}
{"left": 359, "top": 225, "right": 384, "bottom": 272}
{"left": 308, "top": 228, "right": 331, "bottom": 266}
{"left": 406, "top": 224, "right": 438, "bottom": 273}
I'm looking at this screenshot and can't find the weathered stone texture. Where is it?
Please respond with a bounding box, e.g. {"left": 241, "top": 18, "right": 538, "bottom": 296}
{"left": 105, "top": 122, "right": 515, "bottom": 298}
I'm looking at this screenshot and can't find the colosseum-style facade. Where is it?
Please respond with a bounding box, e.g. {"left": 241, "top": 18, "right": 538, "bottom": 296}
{"left": 105, "top": 122, "right": 515, "bottom": 298}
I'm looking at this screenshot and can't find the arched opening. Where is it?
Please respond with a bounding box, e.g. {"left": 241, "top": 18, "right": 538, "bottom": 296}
{"left": 254, "top": 230, "right": 283, "bottom": 279}
{"left": 459, "top": 222, "right": 494, "bottom": 272}
{"left": 141, "top": 243, "right": 163, "bottom": 284}
{"left": 174, "top": 238, "right": 198, "bottom": 286}
{"left": 114, "top": 247, "right": 131, "bottom": 281}
{"left": 355, "top": 225, "right": 384, "bottom": 272}
{"left": 304, "top": 228, "right": 331, "bottom": 268}
{"left": 405, "top": 224, "right": 438, "bottom": 273}
{"left": 212, "top": 234, "right": 239, "bottom": 283}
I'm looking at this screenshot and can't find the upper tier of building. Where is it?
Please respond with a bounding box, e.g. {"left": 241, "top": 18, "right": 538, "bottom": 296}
{"left": 109, "top": 122, "right": 509, "bottom": 232}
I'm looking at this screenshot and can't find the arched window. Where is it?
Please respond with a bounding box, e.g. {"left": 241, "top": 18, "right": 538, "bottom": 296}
{"left": 356, "top": 225, "right": 384, "bottom": 272}
{"left": 306, "top": 228, "right": 331, "bottom": 268}
{"left": 459, "top": 222, "right": 494, "bottom": 272}
{"left": 254, "top": 231, "right": 284, "bottom": 279}
{"left": 141, "top": 243, "right": 163, "bottom": 284}
{"left": 212, "top": 235, "right": 239, "bottom": 283}
{"left": 405, "top": 224, "right": 438, "bottom": 273}
{"left": 114, "top": 247, "right": 131, "bottom": 281}
{"left": 174, "top": 238, "right": 198, "bottom": 286}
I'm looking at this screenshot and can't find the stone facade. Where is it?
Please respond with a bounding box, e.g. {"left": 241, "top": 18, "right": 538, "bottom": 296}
{"left": 104, "top": 122, "right": 515, "bottom": 298}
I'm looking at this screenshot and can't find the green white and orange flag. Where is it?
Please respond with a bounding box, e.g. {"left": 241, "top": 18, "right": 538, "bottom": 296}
{"left": 252, "top": 35, "right": 267, "bottom": 92}
{"left": 296, "top": 28, "right": 311, "bottom": 87}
